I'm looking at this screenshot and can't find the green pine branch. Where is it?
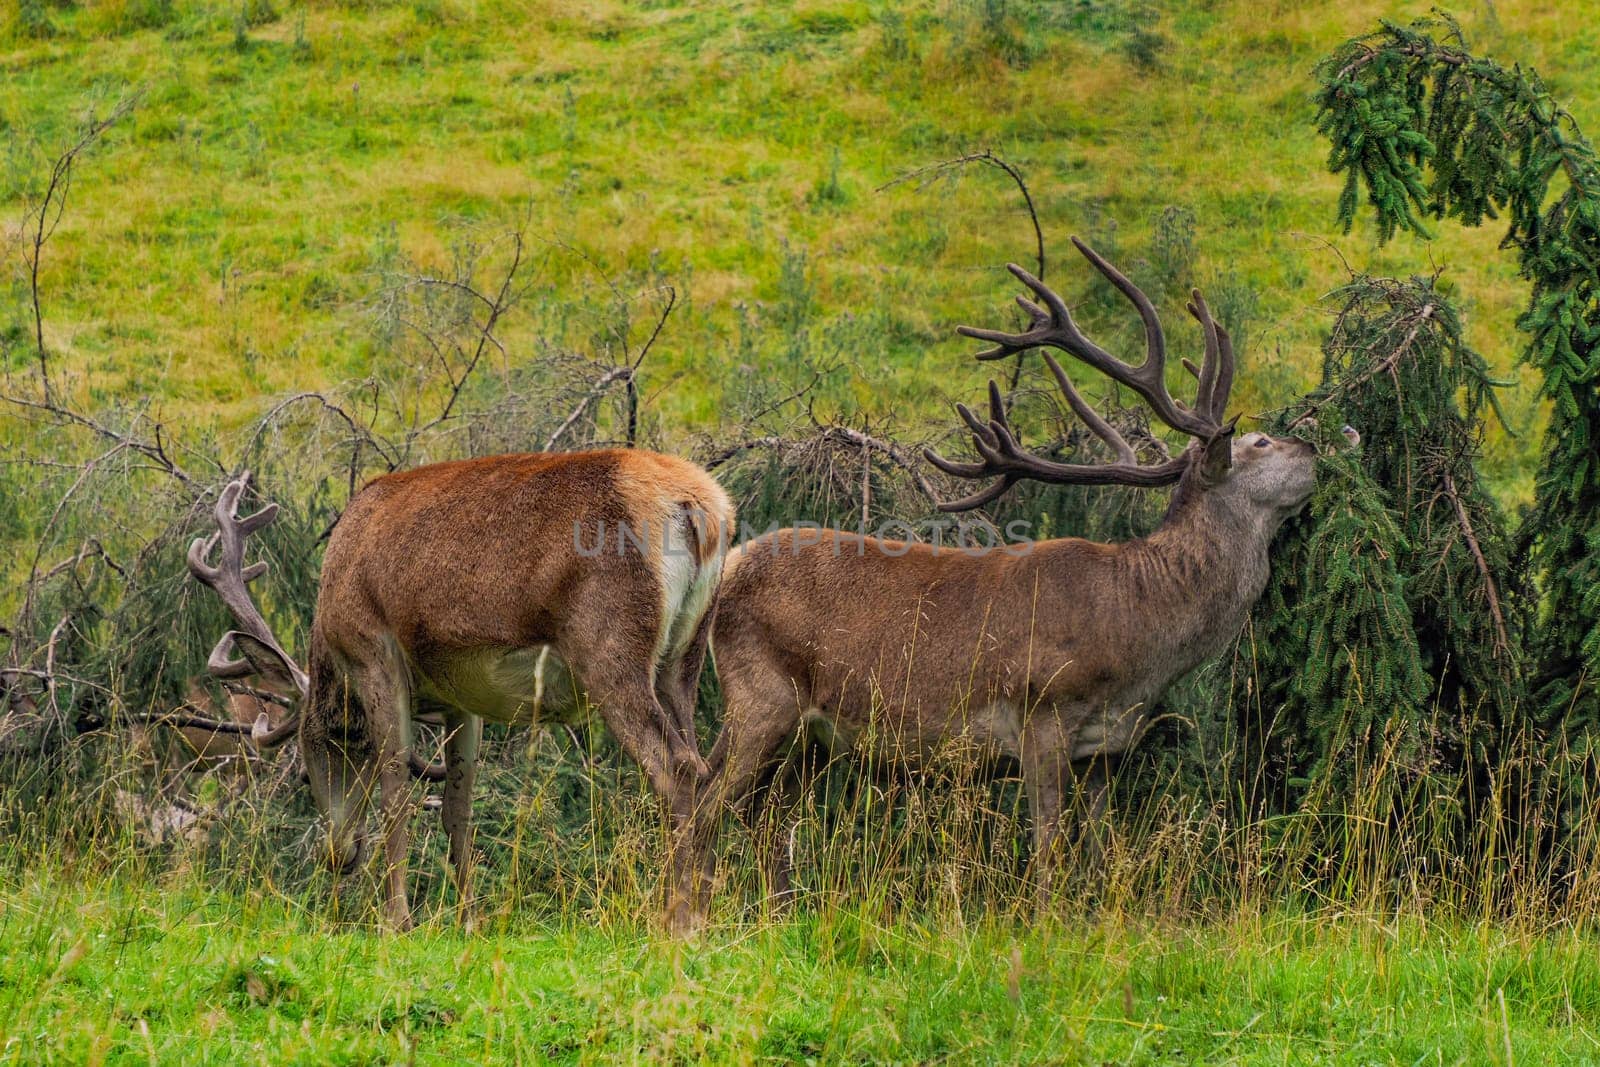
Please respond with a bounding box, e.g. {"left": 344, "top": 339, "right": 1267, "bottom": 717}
{"left": 1316, "top": 11, "right": 1600, "bottom": 728}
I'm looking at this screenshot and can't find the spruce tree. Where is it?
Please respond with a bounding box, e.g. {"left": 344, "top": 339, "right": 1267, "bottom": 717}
{"left": 1314, "top": 12, "right": 1600, "bottom": 728}
{"left": 1242, "top": 272, "right": 1515, "bottom": 803}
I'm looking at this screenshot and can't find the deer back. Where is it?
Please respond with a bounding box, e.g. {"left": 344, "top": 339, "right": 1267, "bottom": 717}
{"left": 313, "top": 449, "right": 733, "bottom": 683}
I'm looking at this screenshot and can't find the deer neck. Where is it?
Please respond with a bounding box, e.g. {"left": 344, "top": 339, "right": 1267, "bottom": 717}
{"left": 1119, "top": 484, "right": 1281, "bottom": 656}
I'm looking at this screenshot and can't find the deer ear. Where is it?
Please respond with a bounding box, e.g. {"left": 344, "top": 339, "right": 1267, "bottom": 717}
{"left": 1198, "top": 422, "right": 1237, "bottom": 486}
{"left": 218, "top": 632, "right": 301, "bottom": 692}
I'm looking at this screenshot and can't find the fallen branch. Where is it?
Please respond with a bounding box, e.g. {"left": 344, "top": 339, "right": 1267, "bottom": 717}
{"left": 703, "top": 427, "right": 941, "bottom": 506}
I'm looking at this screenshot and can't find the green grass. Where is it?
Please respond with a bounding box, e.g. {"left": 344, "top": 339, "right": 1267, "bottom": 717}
{"left": 3, "top": 865, "right": 1597, "bottom": 1064}
{"left": 3, "top": 0, "right": 1597, "bottom": 501}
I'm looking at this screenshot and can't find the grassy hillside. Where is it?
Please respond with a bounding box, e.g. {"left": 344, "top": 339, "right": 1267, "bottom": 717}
{"left": 4, "top": 0, "right": 1597, "bottom": 503}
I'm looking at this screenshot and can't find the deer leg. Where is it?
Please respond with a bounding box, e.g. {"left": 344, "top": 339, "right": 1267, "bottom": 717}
{"left": 562, "top": 604, "right": 708, "bottom": 783}
{"left": 376, "top": 758, "right": 412, "bottom": 930}
{"left": 663, "top": 652, "right": 803, "bottom": 932}
{"left": 441, "top": 709, "right": 481, "bottom": 922}
{"left": 585, "top": 675, "right": 682, "bottom": 801}
{"left": 749, "top": 753, "right": 807, "bottom": 905}
{"left": 660, "top": 617, "right": 719, "bottom": 935}
{"left": 657, "top": 609, "right": 714, "bottom": 772}
{"left": 1068, "top": 754, "right": 1115, "bottom": 870}
{"left": 669, "top": 787, "right": 727, "bottom": 935}
{"left": 577, "top": 670, "right": 714, "bottom": 933}
{"left": 1020, "top": 717, "right": 1072, "bottom": 906}
{"left": 702, "top": 652, "right": 808, "bottom": 911}
{"left": 662, "top": 772, "right": 707, "bottom": 937}
{"left": 353, "top": 654, "right": 415, "bottom": 933}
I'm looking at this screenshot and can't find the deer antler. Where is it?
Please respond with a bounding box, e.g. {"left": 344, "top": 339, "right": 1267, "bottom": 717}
{"left": 187, "top": 473, "right": 307, "bottom": 746}
{"left": 926, "top": 238, "right": 1238, "bottom": 512}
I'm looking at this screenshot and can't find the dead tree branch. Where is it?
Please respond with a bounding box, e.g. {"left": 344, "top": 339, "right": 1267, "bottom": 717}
{"left": 542, "top": 284, "right": 677, "bottom": 452}
{"left": 1442, "top": 470, "right": 1512, "bottom": 658}
{"left": 401, "top": 230, "right": 529, "bottom": 451}
{"left": 880, "top": 149, "right": 1046, "bottom": 398}
{"left": 19, "top": 92, "right": 141, "bottom": 401}
{"left": 704, "top": 425, "right": 941, "bottom": 507}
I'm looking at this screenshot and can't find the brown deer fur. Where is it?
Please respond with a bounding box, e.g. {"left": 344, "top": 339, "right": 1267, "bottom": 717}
{"left": 303, "top": 449, "right": 732, "bottom": 929}
{"left": 171, "top": 678, "right": 288, "bottom": 773}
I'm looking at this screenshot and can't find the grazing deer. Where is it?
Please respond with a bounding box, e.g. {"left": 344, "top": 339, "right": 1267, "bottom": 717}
{"left": 192, "top": 450, "right": 732, "bottom": 929}
{"left": 673, "top": 238, "right": 1324, "bottom": 919}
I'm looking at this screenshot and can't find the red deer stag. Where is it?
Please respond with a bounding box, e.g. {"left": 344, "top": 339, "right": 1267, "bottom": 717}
{"left": 674, "top": 238, "right": 1322, "bottom": 919}
{"left": 192, "top": 452, "right": 733, "bottom": 929}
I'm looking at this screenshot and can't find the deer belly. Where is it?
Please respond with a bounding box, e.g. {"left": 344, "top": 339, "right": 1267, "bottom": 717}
{"left": 416, "top": 646, "right": 587, "bottom": 726}
{"left": 800, "top": 701, "right": 1023, "bottom": 767}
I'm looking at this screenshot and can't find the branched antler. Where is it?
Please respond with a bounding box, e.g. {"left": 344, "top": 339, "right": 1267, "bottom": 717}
{"left": 187, "top": 474, "right": 306, "bottom": 745}
{"left": 926, "top": 238, "right": 1240, "bottom": 512}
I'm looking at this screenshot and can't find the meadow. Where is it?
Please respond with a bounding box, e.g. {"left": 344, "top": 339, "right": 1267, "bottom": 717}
{"left": 5, "top": 1, "right": 1600, "bottom": 1063}
{"left": 3, "top": 0, "right": 1595, "bottom": 489}
{"left": 8, "top": 868, "right": 1600, "bottom": 1063}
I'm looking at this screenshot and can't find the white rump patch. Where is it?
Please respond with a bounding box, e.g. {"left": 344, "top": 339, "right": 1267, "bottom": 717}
{"left": 656, "top": 509, "right": 722, "bottom": 664}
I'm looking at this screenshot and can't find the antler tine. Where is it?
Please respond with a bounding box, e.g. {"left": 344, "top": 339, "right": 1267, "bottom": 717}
{"left": 957, "top": 244, "right": 1222, "bottom": 442}
{"left": 1185, "top": 289, "right": 1231, "bottom": 423}
{"left": 1040, "top": 352, "right": 1137, "bottom": 466}
{"left": 954, "top": 261, "right": 1110, "bottom": 370}
{"left": 1066, "top": 237, "right": 1231, "bottom": 439}
{"left": 921, "top": 467, "right": 1020, "bottom": 513}
{"left": 1210, "top": 325, "right": 1236, "bottom": 425}
{"left": 187, "top": 472, "right": 310, "bottom": 704}
{"left": 933, "top": 239, "right": 1255, "bottom": 510}
{"left": 925, "top": 376, "right": 1189, "bottom": 513}
{"left": 1066, "top": 237, "right": 1165, "bottom": 380}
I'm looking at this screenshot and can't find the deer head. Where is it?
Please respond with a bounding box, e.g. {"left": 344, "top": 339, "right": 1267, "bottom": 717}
{"left": 186, "top": 476, "right": 446, "bottom": 781}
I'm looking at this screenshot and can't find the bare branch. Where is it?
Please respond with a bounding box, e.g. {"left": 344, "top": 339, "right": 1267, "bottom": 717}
{"left": 878, "top": 149, "right": 1045, "bottom": 284}
{"left": 20, "top": 91, "right": 141, "bottom": 401}
{"left": 879, "top": 149, "right": 1046, "bottom": 397}
{"left": 405, "top": 230, "right": 527, "bottom": 446}
{"left": 703, "top": 426, "right": 941, "bottom": 507}
{"left": 1443, "top": 470, "right": 1511, "bottom": 659}
{"left": 544, "top": 365, "right": 633, "bottom": 452}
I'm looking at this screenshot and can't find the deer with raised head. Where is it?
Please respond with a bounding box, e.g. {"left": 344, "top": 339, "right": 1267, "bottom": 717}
{"left": 191, "top": 450, "right": 733, "bottom": 930}
{"left": 673, "top": 238, "right": 1328, "bottom": 920}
